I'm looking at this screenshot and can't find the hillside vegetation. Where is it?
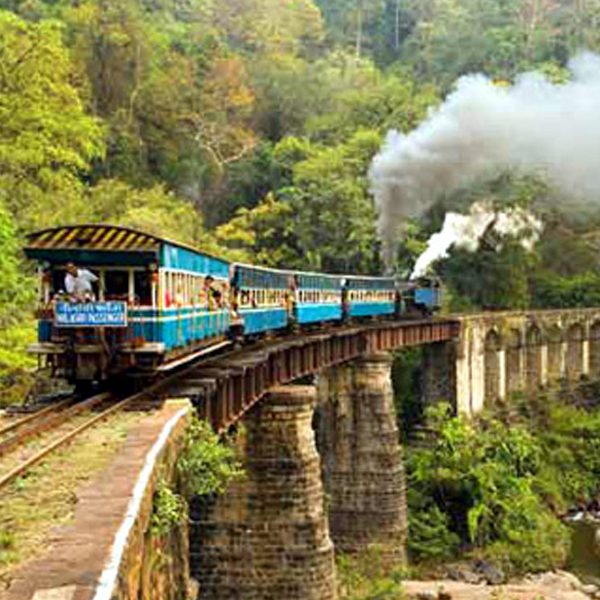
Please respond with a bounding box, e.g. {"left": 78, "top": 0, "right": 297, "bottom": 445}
{"left": 2, "top": 0, "right": 600, "bottom": 398}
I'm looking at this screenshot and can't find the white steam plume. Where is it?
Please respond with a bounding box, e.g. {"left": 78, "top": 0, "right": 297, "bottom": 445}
{"left": 370, "top": 52, "right": 600, "bottom": 263}
{"left": 410, "top": 202, "right": 543, "bottom": 279}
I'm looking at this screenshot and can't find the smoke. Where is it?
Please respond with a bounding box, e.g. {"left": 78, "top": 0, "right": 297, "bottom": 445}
{"left": 370, "top": 52, "right": 600, "bottom": 264}
{"left": 410, "top": 202, "right": 543, "bottom": 279}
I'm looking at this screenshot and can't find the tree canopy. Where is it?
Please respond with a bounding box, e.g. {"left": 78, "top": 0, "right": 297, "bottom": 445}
{"left": 1, "top": 0, "right": 600, "bottom": 369}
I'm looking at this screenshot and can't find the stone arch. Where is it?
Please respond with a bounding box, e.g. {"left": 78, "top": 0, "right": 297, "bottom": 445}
{"left": 566, "top": 323, "right": 585, "bottom": 380}
{"left": 484, "top": 329, "right": 502, "bottom": 404}
{"left": 546, "top": 324, "right": 563, "bottom": 381}
{"left": 525, "top": 324, "right": 543, "bottom": 392}
{"left": 589, "top": 321, "right": 600, "bottom": 378}
{"left": 505, "top": 328, "right": 524, "bottom": 395}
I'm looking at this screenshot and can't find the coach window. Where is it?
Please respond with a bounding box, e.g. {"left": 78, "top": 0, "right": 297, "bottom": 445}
{"left": 104, "top": 270, "right": 129, "bottom": 301}
{"left": 134, "top": 271, "right": 153, "bottom": 306}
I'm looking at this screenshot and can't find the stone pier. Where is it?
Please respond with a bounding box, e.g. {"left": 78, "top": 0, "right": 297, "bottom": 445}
{"left": 315, "top": 353, "right": 407, "bottom": 565}
{"left": 421, "top": 341, "right": 456, "bottom": 404}
{"left": 190, "top": 385, "right": 337, "bottom": 600}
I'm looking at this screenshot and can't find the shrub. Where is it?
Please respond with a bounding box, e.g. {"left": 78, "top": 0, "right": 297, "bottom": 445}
{"left": 406, "top": 403, "right": 571, "bottom": 574}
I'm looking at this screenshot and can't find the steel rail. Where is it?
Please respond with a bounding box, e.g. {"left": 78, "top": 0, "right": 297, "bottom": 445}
{"left": 0, "top": 397, "right": 75, "bottom": 438}
{"left": 0, "top": 393, "right": 112, "bottom": 458}
{"left": 0, "top": 395, "right": 133, "bottom": 490}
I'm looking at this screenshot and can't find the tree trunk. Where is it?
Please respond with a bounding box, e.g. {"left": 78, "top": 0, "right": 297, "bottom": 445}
{"left": 395, "top": 0, "right": 401, "bottom": 50}
{"left": 355, "top": 0, "right": 363, "bottom": 58}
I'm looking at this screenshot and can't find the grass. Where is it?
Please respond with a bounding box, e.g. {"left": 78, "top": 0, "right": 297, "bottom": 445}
{"left": 0, "top": 319, "right": 36, "bottom": 408}
{"left": 337, "top": 546, "right": 408, "bottom": 600}
{"left": 0, "top": 411, "right": 142, "bottom": 588}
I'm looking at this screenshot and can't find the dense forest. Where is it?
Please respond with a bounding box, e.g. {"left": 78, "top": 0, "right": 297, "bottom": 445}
{"left": 2, "top": 0, "right": 600, "bottom": 397}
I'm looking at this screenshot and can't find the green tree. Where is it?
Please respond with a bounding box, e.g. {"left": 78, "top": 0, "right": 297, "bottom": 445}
{"left": 85, "top": 179, "right": 222, "bottom": 252}
{"left": 287, "top": 129, "right": 382, "bottom": 272}
{"left": 408, "top": 404, "right": 570, "bottom": 573}
{"left": 0, "top": 201, "right": 36, "bottom": 406}
{"left": 215, "top": 193, "right": 299, "bottom": 267}
{"left": 399, "top": 0, "right": 593, "bottom": 87}
{"left": 0, "top": 10, "right": 104, "bottom": 229}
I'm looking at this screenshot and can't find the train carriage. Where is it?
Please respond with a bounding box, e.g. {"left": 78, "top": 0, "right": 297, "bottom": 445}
{"left": 231, "top": 263, "right": 290, "bottom": 336}
{"left": 344, "top": 275, "right": 397, "bottom": 318}
{"left": 24, "top": 224, "right": 231, "bottom": 381}
{"left": 23, "top": 223, "right": 444, "bottom": 386}
{"left": 294, "top": 272, "right": 344, "bottom": 325}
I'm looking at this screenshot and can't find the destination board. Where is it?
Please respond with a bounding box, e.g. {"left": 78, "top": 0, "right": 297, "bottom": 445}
{"left": 54, "top": 301, "right": 128, "bottom": 328}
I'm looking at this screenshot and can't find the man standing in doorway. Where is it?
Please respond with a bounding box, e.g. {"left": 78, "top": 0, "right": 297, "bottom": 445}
{"left": 64, "top": 262, "right": 98, "bottom": 301}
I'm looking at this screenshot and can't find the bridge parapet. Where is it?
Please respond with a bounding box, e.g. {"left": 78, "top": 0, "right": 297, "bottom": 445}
{"left": 454, "top": 308, "right": 600, "bottom": 414}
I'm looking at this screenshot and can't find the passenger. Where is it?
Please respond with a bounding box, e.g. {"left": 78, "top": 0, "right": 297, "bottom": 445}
{"left": 205, "top": 276, "right": 222, "bottom": 310}
{"left": 174, "top": 285, "right": 184, "bottom": 308}
{"left": 64, "top": 262, "right": 98, "bottom": 301}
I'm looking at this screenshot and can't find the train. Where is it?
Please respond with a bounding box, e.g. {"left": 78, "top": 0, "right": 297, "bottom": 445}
{"left": 24, "top": 224, "right": 441, "bottom": 384}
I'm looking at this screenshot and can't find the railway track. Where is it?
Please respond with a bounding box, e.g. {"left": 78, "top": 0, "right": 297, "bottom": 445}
{"left": 0, "top": 393, "right": 112, "bottom": 457}
{"left": 0, "top": 393, "right": 139, "bottom": 490}
{"left": 0, "top": 347, "right": 234, "bottom": 491}
{"left": 0, "top": 322, "right": 404, "bottom": 493}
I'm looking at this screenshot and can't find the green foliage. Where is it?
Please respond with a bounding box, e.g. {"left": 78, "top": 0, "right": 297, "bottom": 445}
{"left": 150, "top": 477, "right": 185, "bottom": 536}
{"left": 176, "top": 416, "right": 244, "bottom": 500}
{"left": 0, "top": 9, "right": 104, "bottom": 229}
{"left": 399, "top": 0, "right": 600, "bottom": 88}
{"left": 531, "top": 272, "right": 600, "bottom": 309}
{"left": 407, "top": 497, "right": 460, "bottom": 562}
{"left": 215, "top": 193, "right": 299, "bottom": 267}
{"left": 307, "top": 67, "right": 439, "bottom": 143}
{"left": 150, "top": 416, "right": 243, "bottom": 537}
{"left": 407, "top": 404, "right": 571, "bottom": 574}
{"left": 391, "top": 348, "right": 423, "bottom": 439}
{"left": 337, "top": 547, "right": 407, "bottom": 600}
{"left": 440, "top": 242, "right": 533, "bottom": 311}
{"left": 286, "top": 129, "right": 382, "bottom": 272}
{"left": 532, "top": 392, "right": 600, "bottom": 510}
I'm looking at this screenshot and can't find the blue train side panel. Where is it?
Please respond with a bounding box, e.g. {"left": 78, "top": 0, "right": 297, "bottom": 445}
{"left": 348, "top": 301, "right": 395, "bottom": 318}
{"left": 296, "top": 303, "right": 342, "bottom": 324}
{"left": 414, "top": 287, "right": 441, "bottom": 311}
{"left": 130, "top": 307, "right": 230, "bottom": 352}
{"left": 240, "top": 308, "right": 288, "bottom": 335}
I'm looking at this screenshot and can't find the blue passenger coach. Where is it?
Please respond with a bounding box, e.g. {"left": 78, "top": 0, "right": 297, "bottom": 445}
{"left": 344, "top": 276, "right": 396, "bottom": 318}
{"left": 231, "top": 264, "right": 290, "bottom": 336}
{"left": 24, "top": 224, "right": 231, "bottom": 380}
{"left": 24, "top": 223, "right": 444, "bottom": 384}
{"left": 294, "top": 272, "right": 344, "bottom": 325}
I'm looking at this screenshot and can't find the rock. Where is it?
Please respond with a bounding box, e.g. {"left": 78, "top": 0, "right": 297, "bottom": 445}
{"left": 438, "top": 590, "right": 452, "bottom": 600}
{"left": 555, "top": 570, "right": 585, "bottom": 590}
{"left": 581, "top": 584, "right": 598, "bottom": 596}
{"left": 473, "top": 559, "right": 505, "bottom": 585}
{"left": 446, "top": 565, "right": 482, "bottom": 585}
{"left": 415, "top": 592, "right": 437, "bottom": 600}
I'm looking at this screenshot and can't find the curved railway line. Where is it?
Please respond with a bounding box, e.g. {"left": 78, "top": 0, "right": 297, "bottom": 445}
{"left": 0, "top": 393, "right": 139, "bottom": 490}
{"left": 0, "top": 393, "right": 110, "bottom": 457}
{"left": 0, "top": 318, "right": 459, "bottom": 493}
{"left": 0, "top": 343, "right": 242, "bottom": 492}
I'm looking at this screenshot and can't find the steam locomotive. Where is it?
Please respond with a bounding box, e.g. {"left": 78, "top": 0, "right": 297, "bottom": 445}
{"left": 24, "top": 224, "right": 441, "bottom": 384}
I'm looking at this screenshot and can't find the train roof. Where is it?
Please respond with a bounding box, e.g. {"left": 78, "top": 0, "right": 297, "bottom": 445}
{"left": 233, "top": 262, "right": 351, "bottom": 280}
{"left": 24, "top": 224, "right": 228, "bottom": 264}
{"left": 343, "top": 274, "right": 396, "bottom": 282}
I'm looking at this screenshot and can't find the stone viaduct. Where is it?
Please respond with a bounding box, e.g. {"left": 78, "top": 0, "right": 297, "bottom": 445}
{"left": 189, "top": 309, "right": 600, "bottom": 600}
{"left": 7, "top": 309, "right": 600, "bottom": 600}
{"left": 451, "top": 308, "right": 600, "bottom": 414}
